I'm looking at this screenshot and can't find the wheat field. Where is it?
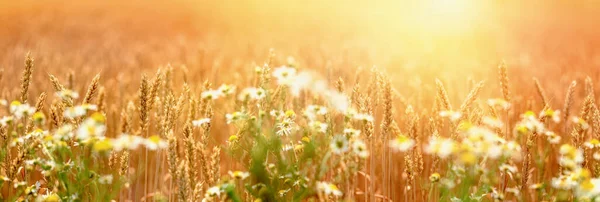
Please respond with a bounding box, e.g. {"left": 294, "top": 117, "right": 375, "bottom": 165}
{"left": 2, "top": 0, "right": 600, "bottom": 201}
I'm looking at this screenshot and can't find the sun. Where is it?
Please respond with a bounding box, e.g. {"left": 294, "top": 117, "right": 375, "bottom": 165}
{"left": 430, "top": 0, "right": 471, "bottom": 17}
{"left": 415, "top": 0, "right": 480, "bottom": 34}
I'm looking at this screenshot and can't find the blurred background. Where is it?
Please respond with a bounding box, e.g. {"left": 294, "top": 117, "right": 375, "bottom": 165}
{"left": 1, "top": 0, "right": 600, "bottom": 105}
{"left": 1, "top": 1, "right": 600, "bottom": 200}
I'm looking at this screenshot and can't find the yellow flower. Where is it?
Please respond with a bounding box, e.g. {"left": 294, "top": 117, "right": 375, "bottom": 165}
{"left": 294, "top": 144, "right": 305, "bottom": 152}
{"left": 584, "top": 139, "right": 600, "bottom": 149}
{"left": 90, "top": 112, "right": 105, "bottom": 123}
{"left": 389, "top": 135, "right": 415, "bottom": 152}
{"left": 424, "top": 137, "right": 456, "bottom": 158}
{"left": 228, "top": 171, "right": 250, "bottom": 180}
{"left": 459, "top": 152, "right": 476, "bottom": 165}
{"left": 93, "top": 139, "right": 113, "bottom": 153}
{"left": 457, "top": 120, "right": 474, "bottom": 131}
{"left": 44, "top": 135, "right": 54, "bottom": 142}
{"left": 429, "top": 173, "right": 441, "bottom": 183}
{"left": 317, "top": 181, "right": 343, "bottom": 196}
{"left": 228, "top": 135, "right": 239, "bottom": 142}
{"left": 284, "top": 110, "right": 296, "bottom": 119}
{"left": 218, "top": 84, "right": 236, "bottom": 95}
{"left": 44, "top": 193, "right": 60, "bottom": 202}
{"left": 32, "top": 112, "right": 45, "bottom": 124}
{"left": 145, "top": 135, "right": 167, "bottom": 150}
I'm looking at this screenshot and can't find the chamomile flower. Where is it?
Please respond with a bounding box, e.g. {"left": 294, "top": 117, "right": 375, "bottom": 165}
{"left": 584, "top": 139, "right": 600, "bottom": 149}
{"left": 352, "top": 140, "right": 369, "bottom": 158}
{"left": 343, "top": 128, "right": 361, "bottom": 137}
{"left": 55, "top": 124, "right": 75, "bottom": 140}
{"left": 10, "top": 101, "right": 35, "bottom": 119}
{"left": 276, "top": 118, "right": 295, "bottom": 136}
{"left": 327, "top": 92, "right": 351, "bottom": 112}
{"left": 552, "top": 174, "right": 578, "bottom": 190}
{"left": 112, "top": 134, "right": 145, "bottom": 151}
{"left": 205, "top": 186, "right": 222, "bottom": 199}
{"left": 282, "top": 144, "right": 294, "bottom": 152}
{"left": 330, "top": 135, "right": 349, "bottom": 154}
{"left": 272, "top": 66, "right": 297, "bottom": 86}
{"left": 217, "top": 84, "right": 236, "bottom": 95}
{"left": 540, "top": 109, "right": 561, "bottom": 123}
{"left": 576, "top": 178, "right": 600, "bottom": 199}
{"left": 309, "top": 121, "right": 328, "bottom": 133}
{"left": 192, "top": 118, "right": 211, "bottom": 127}
{"left": 429, "top": 173, "right": 441, "bottom": 182}
{"left": 304, "top": 105, "right": 327, "bottom": 120}
{"left": 228, "top": 135, "right": 239, "bottom": 143}
{"left": 92, "top": 138, "right": 113, "bottom": 153}
{"left": 32, "top": 112, "right": 45, "bottom": 124}
{"left": 43, "top": 193, "right": 61, "bottom": 202}
{"left": 545, "top": 131, "right": 561, "bottom": 144}
{"left": 499, "top": 164, "right": 518, "bottom": 174}
{"left": 515, "top": 112, "right": 546, "bottom": 135}
{"left": 529, "top": 183, "right": 544, "bottom": 190}
{"left": 482, "top": 116, "right": 503, "bottom": 128}
{"left": 98, "top": 175, "right": 113, "bottom": 184}
{"left": 77, "top": 115, "right": 107, "bottom": 141}
{"left": 317, "top": 181, "right": 343, "bottom": 197}
{"left": 390, "top": 134, "right": 415, "bottom": 152}
{"left": 353, "top": 113, "right": 374, "bottom": 123}
{"left": 144, "top": 135, "right": 168, "bottom": 150}
{"left": 228, "top": 171, "right": 250, "bottom": 180}
{"left": 487, "top": 99, "right": 511, "bottom": 110}
{"left": 572, "top": 117, "right": 590, "bottom": 130}
{"left": 270, "top": 110, "right": 284, "bottom": 119}
{"left": 559, "top": 144, "right": 584, "bottom": 169}
{"left": 64, "top": 106, "right": 86, "bottom": 119}
{"left": 237, "top": 87, "right": 266, "bottom": 101}
{"left": 439, "top": 110, "right": 462, "bottom": 122}
{"left": 0, "top": 116, "right": 13, "bottom": 126}
{"left": 425, "top": 137, "right": 456, "bottom": 159}
{"left": 56, "top": 89, "right": 79, "bottom": 100}
{"left": 506, "top": 187, "right": 521, "bottom": 196}
{"left": 225, "top": 111, "right": 246, "bottom": 124}
{"left": 491, "top": 189, "right": 505, "bottom": 201}
{"left": 201, "top": 89, "right": 223, "bottom": 100}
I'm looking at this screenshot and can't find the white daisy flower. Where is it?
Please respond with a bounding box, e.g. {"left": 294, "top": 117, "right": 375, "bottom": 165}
{"left": 390, "top": 135, "right": 415, "bottom": 152}
{"left": 330, "top": 135, "right": 349, "bottom": 154}
{"left": 272, "top": 66, "right": 297, "bottom": 86}
{"left": 228, "top": 171, "right": 250, "bottom": 180}
{"left": 192, "top": 118, "right": 211, "bottom": 127}
{"left": 144, "top": 135, "right": 168, "bottom": 150}
{"left": 352, "top": 140, "right": 369, "bottom": 158}
{"left": 56, "top": 89, "right": 80, "bottom": 100}
{"left": 317, "top": 181, "right": 343, "bottom": 196}
{"left": 309, "top": 121, "right": 328, "bottom": 133}
{"left": 112, "top": 134, "right": 145, "bottom": 151}
{"left": 343, "top": 128, "right": 361, "bottom": 137}
{"left": 238, "top": 87, "right": 266, "bottom": 101}
{"left": 201, "top": 89, "right": 224, "bottom": 100}
{"left": 98, "top": 175, "right": 113, "bottom": 184}
{"left": 217, "top": 84, "right": 236, "bottom": 95}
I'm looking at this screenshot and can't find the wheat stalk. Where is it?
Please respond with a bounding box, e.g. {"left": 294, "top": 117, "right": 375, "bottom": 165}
{"left": 20, "top": 53, "right": 34, "bottom": 103}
